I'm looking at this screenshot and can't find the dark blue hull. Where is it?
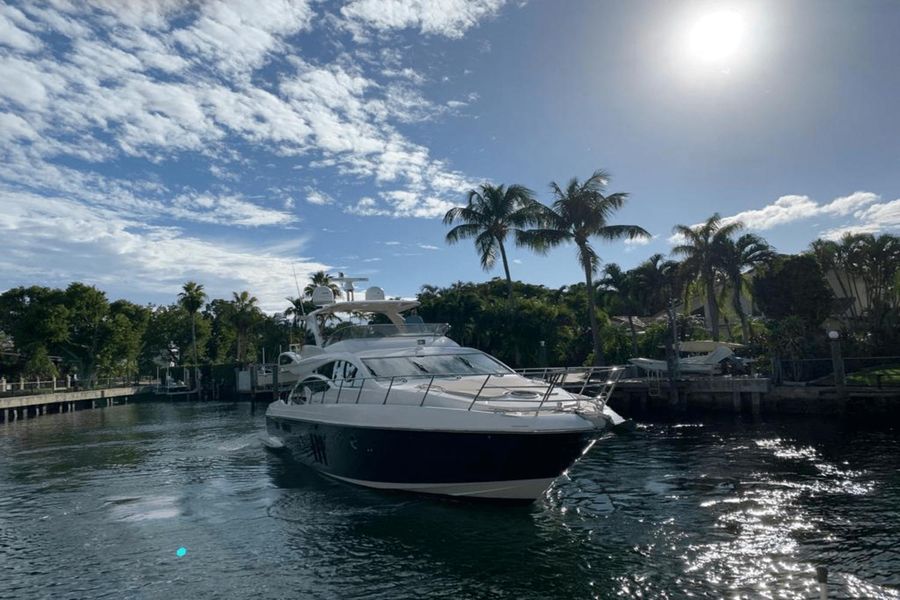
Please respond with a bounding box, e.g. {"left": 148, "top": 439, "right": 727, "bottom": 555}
{"left": 266, "top": 416, "right": 596, "bottom": 500}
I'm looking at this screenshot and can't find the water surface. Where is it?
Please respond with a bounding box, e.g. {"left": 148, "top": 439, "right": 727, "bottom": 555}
{"left": 1, "top": 403, "right": 897, "bottom": 599}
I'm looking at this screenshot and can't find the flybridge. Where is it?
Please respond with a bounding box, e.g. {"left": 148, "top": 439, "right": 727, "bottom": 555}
{"left": 303, "top": 281, "right": 422, "bottom": 346}
{"left": 324, "top": 323, "right": 450, "bottom": 346}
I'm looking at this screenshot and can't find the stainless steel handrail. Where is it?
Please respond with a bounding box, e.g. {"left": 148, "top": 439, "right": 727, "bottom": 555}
{"left": 288, "top": 366, "right": 623, "bottom": 414}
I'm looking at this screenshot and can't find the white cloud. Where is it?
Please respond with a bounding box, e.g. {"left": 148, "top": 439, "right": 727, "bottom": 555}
{"left": 346, "top": 196, "right": 391, "bottom": 216}
{"left": 417, "top": 243, "right": 440, "bottom": 250}
{"left": 669, "top": 191, "right": 898, "bottom": 243}
{"left": 856, "top": 198, "right": 900, "bottom": 226}
{"left": 819, "top": 223, "right": 883, "bottom": 241}
{"left": 383, "top": 241, "right": 401, "bottom": 245}
{"left": 340, "top": 0, "right": 506, "bottom": 38}
{"left": 0, "top": 7, "right": 42, "bottom": 52}
{"left": 624, "top": 235, "right": 656, "bottom": 246}
{"left": 0, "top": 0, "right": 498, "bottom": 306}
{"left": 821, "top": 191, "right": 879, "bottom": 216}
{"left": 0, "top": 2, "right": 479, "bottom": 221}
{"left": 818, "top": 198, "right": 900, "bottom": 240}
{"left": 171, "top": 0, "right": 314, "bottom": 75}
{"left": 305, "top": 188, "right": 335, "bottom": 205}
{"left": 0, "top": 112, "right": 39, "bottom": 142}
{"left": 720, "top": 195, "right": 820, "bottom": 230}
{"left": 171, "top": 193, "right": 296, "bottom": 227}
{"left": 0, "top": 190, "right": 327, "bottom": 311}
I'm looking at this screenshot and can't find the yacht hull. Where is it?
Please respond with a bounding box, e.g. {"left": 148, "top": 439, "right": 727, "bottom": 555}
{"left": 266, "top": 416, "right": 595, "bottom": 501}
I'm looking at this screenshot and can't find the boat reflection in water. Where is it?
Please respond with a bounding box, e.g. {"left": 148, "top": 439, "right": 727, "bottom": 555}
{"left": 265, "top": 283, "right": 628, "bottom": 501}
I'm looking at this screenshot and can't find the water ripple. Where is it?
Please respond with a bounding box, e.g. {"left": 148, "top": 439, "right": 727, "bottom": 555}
{"left": 0, "top": 405, "right": 897, "bottom": 599}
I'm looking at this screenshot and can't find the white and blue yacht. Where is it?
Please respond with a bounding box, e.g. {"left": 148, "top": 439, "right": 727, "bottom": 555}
{"left": 265, "top": 284, "right": 626, "bottom": 501}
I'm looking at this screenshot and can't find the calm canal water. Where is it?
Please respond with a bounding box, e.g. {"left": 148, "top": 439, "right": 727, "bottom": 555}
{"left": 0, "top": 402, "right": 897, "bottom": 599}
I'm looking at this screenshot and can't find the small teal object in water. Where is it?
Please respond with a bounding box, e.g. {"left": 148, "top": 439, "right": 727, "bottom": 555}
{"left": 176, "top": 547, "right": 187, "bottom": 558}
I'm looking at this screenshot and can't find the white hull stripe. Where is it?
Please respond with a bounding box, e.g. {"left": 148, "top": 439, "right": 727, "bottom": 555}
{"left": 323, "top": 473, "right": 556, "bottom": 500}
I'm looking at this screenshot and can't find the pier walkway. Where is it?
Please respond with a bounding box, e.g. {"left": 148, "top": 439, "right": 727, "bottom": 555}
{"left": 0, "top": 385, "right": 156, "bottom": 422}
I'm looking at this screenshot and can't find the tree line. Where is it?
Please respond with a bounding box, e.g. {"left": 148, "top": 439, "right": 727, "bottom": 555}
{"left": 442, "top": 169, "right": 900, "bottom": 366}
{"left": 1, "top": 168, "right": 898, "bottom": 380}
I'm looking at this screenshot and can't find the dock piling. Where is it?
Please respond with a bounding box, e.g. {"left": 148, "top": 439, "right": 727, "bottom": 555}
{"left": 816, "top": 566, "right": 828, "bottom": 599}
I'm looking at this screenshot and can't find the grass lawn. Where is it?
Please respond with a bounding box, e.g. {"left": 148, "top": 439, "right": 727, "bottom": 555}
{"left": 846, "top": 365, "right": 900, "bottom": 386}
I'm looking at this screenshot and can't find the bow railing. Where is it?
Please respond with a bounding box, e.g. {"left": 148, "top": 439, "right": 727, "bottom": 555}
{"left": 285, "top": 366, "right": 623, "bottom": 416}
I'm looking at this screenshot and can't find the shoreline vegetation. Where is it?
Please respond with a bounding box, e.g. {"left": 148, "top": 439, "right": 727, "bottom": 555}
{"left": 1, "top": 170, "right": 898, "bottom": 385}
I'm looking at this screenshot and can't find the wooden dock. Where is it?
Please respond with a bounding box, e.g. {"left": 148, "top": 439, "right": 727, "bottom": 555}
{"left": 0, "top": 386, "right": 155, "bottom": 423}
{"left": 608, "top": 376, "right": 899, "bottom": 416}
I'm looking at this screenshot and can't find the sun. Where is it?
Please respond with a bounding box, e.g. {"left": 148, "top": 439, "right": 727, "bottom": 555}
{"left": 687, "top": 9, "right": 746, "bottom": 66}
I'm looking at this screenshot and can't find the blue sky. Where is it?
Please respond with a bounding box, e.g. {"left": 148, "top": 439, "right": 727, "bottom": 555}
{"left": 1, "top": 0, "right": 898, "bottom": 311}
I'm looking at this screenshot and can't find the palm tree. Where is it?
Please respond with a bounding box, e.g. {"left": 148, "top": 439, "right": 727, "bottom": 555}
{"left": 284, "top": 296, "right": 307, "bottom": 344}
{"left": 177, "top": 281, "right": 206, "bottom": 366}
{"left": 231, "top": 290, "right": 259, "bottom": 362}
{"left": 599, "top": 264, "right": 641, "bottom": 356}
{"left": 519, "top": 170, "right": 649, "bottom": 364}
{"left": 632, "top": 253, "right": 683, "bottom": 315}
{"left": 303, "top": 271, "right": 342, "bottom": 300}
{"left": 810, "top": 239, "right": 857, "bottom": 322}
{"left": 718, "top": 234, "right": 774, "bottom": 342}
{"left": 443, "top": 183, "right": 541, "bottom": 301}
{"left": 854, "top": 234, "right": 900, "bottom": 329}
{"left": 672, "top": 214, "right": 743, "bottom": 341}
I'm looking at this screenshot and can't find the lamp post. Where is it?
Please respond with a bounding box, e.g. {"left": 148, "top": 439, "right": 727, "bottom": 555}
{"left": 828, "top": 330, "right": 846, "bottom": 402}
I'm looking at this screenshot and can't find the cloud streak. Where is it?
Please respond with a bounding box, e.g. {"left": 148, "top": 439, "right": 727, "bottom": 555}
{"left": 668, "top": 191, "right": 897, "bottom": 243}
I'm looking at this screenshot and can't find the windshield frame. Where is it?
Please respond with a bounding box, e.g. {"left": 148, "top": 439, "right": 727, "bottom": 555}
{"left": 361, "top": 352, "right": 512, "bottom": 378}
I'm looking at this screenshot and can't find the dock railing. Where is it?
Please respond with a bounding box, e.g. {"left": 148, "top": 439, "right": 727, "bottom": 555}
{"left": 776, "top": 356, "right": 900, "bottom": 387}
{"left": 287, "top": 366, "right": 624, "bottom": 415}
{"left": 0, "top": 375, "right": 157, "bottom": 398}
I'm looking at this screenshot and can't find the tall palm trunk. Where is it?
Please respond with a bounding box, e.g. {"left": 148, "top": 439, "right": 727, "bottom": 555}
{"left": 705, "top": 271, "right": 720, "bottom": 341}
{"left": 584, "top": 263, "right": 604, "bottom": 365}
{"left": 497, "top": 239, "right": 514, "bottom": 301}
{"left": 191, "top": 314, "right": 199, "bottom": 365}
{"left": 733, "top": 291, "right": 750, "bottom": 343}
{"left": 627, "top": 314, "right": 638, "bottom": 357}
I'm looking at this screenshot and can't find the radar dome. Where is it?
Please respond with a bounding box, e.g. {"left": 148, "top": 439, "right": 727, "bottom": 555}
{"left": 364, "top": 286, "right": 385, "bottom": 301}
{"left": 311, "top": 285, "right": 335, "bottom": 306}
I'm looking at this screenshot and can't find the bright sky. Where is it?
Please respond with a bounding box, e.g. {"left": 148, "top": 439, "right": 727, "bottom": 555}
{"left": 2, "top": 0, "right": 899, "bottom": 311}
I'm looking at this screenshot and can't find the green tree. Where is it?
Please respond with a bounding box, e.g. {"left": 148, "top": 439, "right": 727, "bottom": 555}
{"left": 719, "top": 233, "right": 774, "bottom": 343}
{"left": 285, "top": 296, "right": 314, "bottom": 344}
{"left": 178, "top": 281, "right": 207, "bottom": 366}
{"left": 205, "top": 299, "right": 238, "bottom": 363}
{"left": 752, "top": 255, "right": 834, "bottom": 327}
{"left": 230, "top": 291, "right": 260, "bottom": 363}
{"left": 672, "top": 213, "right": 744, "bottom": 341}
{"left": 304, "top": 271, "right": 342, "bottom": 300}
{"left": 443, "top": 183, "right": 541, "bottom": 301}
{"left": 519, "top": 170, "right": 649, "bottom": 364}
{"left": 97, "top": 300, "right": 150, "bottom": 378}
{"left": 809, "top": 238, "right": 857, "bottom": 322}
{"left": 0, "top": 286, "right": 69, "bottom": 356}
{"left": 599, "top": 263, "right": 642, "bottom": 356}
{"left": 140, "top": 304, "right": 188, "bottom": 370}
{"left": 854, "top": 234, "right": 900, "bottom": 330}
{"left": 24, "top": 345, "right": 58, "bottom": 380}
{"left": 60, "top": 283, "right": 109, "bottom": 383}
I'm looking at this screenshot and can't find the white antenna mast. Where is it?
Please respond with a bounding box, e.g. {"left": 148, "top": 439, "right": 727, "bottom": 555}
{"left": 291, "top": 264, "right": 306, "bottom": 317}
{"left": 291, "top": 264, "right": 307, "bottom": 349}
{"left": 332, "top": 272, "right": 368, "bottom": 301}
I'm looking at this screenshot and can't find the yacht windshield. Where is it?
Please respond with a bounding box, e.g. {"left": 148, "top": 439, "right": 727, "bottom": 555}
{"left": 362, "top": 353, "right": 511, "bottom": 377}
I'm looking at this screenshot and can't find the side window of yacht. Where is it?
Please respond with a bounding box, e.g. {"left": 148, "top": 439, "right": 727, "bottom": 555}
{"left": 333, "top": 360, "right": 361, "bottom": 388}
{"left": 314, "top": 362, "right": 336, "bottom": 378}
